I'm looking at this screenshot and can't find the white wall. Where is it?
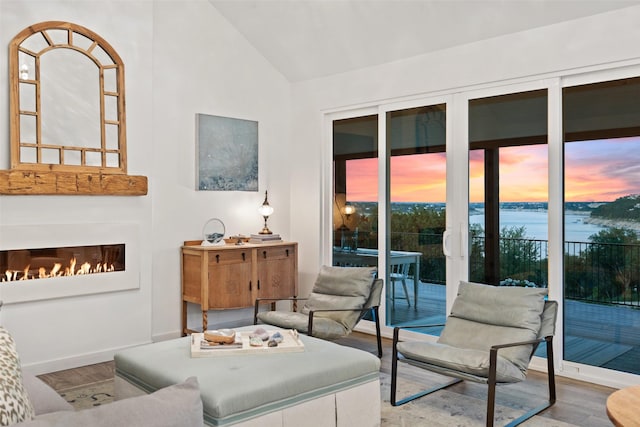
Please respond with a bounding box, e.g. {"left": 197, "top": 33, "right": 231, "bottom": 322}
{"left": 151, "top": 1, "right": 292, "bottom": 339}
{"left": 289, "top": 5, "right": 640, "bottom": 298}
{"left": 0, "top": 0, "right": 154, "bottom": 373}
{"left": 0, "top": 0, "right": 291, "bottom": 372}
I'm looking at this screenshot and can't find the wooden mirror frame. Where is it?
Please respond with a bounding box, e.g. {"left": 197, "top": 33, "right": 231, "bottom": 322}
{"left": 2, "top": 21, "right": 147, "bottom": 195}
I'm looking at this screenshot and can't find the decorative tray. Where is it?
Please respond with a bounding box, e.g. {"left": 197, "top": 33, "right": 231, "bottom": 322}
{"left": 190, "top": 329, "right": 304, "bottom": 358}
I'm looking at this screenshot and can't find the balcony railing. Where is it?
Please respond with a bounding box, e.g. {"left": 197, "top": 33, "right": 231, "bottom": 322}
{"left": 339, "top": 230, "right": 640, "bottom": 307}
{"left": 564, "top": 240, "right": 640, "bottom": 306}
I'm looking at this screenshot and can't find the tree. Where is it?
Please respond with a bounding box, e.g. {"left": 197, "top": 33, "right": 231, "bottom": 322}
{"left": 468, "top": 223, "right": 486, "bottom": 283}
{"left": 499, "top": 226, "right": 547, "bottom": 287}
{"left": 390, "top": 207, "right": 446, "bottom": 283}
{"left": 468, "top": 224, "right": 547, "bottom": 287}
{"left": 585, "top": 227, "right": 640, "bottom": 301}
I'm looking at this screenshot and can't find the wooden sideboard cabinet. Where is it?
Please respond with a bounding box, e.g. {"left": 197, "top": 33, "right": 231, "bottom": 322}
{"left": 181, "top": 240, "right": 298, "bottom": 335}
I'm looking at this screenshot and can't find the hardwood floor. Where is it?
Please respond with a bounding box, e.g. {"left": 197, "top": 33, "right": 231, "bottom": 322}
{"left": 37, "top": 332, "right": 616, "bottom": 426}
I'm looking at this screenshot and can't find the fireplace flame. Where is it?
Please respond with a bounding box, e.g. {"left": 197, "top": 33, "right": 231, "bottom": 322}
{"left": 2, "top": 257, "right": 115, "bottom": 282}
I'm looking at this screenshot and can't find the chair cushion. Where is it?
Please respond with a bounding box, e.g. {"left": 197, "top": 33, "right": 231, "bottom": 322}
{"left": 538, "top": 300, "right": 558, "bottom": 339}
{"left": 300, "top": 266, "right": 376, "bottom": 330}
{"left": 396, "top": 341, "right": 526, "bottom": 383}
{"left": 438, "top": 281, "right": 547, "bottom": 372}
{"left": 0, "top": 326, "right": 35, "bottom": 425}
{"left": 448, "top": 281, "right": 547, "bottom": 332}
{"left": 256, "top": 311, "right": 348, "bottom": 340}
{"left": 438, "top": 318, "right": 536, "bottom": 373}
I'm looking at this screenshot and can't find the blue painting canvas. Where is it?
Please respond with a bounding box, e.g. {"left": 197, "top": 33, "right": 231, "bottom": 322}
{"left": 196, "top": 114, "right": 258, "bottom": 191}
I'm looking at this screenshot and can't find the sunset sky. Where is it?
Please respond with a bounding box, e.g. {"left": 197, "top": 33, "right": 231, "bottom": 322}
{"left": 345, "top": 137, "right": 640, "bottom": 203}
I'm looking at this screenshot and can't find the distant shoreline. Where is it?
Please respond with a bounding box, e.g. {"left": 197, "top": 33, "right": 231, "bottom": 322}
{"left": 584, "top": 216, "right": 640, "bottom": 233}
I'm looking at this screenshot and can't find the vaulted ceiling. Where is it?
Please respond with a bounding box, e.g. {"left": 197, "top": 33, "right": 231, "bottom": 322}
{"left": 209, "top": 0, "right": 640, "bottom": 82}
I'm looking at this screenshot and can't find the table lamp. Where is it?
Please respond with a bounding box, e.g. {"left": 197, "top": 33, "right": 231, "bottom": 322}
{"left": 258, "top": 191, "right": 274, "bottom": 234}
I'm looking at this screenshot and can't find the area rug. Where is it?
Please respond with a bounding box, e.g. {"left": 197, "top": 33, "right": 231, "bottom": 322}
{"left": 60, "top": 375, "right": 577, "bottom": 426}
{"left": 58, "top": 379, "right": 114, "bottom": 410}
{"left": 379, "top": 373, "right": 578, "bottom": 427}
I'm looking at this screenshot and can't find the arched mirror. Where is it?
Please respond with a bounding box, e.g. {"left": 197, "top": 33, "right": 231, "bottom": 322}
{"left": 4, "top": 21, "right": 146, "bottom": 195}
{"left": 9, "top": 21, "right": 127, "bottom": 172}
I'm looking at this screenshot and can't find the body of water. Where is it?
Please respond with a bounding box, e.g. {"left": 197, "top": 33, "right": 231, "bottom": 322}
{"left": 355, "top": 201, "right": 637, "bottom": 243}
{"left": 469, "top": 210, "right": 606, "bottom": 243}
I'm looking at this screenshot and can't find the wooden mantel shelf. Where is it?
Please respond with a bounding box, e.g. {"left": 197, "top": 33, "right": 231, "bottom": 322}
{"left": 0, "top": 170, "right": 148, "bottom": 195}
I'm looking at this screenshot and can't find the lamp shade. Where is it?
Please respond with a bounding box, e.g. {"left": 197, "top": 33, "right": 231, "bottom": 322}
{"left": 258, "top": 204, "right": 274, "bottom": 217}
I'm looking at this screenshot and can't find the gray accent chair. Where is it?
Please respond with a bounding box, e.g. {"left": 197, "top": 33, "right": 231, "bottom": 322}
{"left": 391, "top": 281, "right": 557, "bottom": 427}
{"left": 254, "top": 265, "right": 383, "bottom": 357}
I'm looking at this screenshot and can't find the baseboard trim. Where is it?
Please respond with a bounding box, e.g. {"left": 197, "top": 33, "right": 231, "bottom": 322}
{"left": 21, "top": 340, "right": 152, "bottom": 376}
{"left": 354, "top": 320, "right": 394, "bottom": 339}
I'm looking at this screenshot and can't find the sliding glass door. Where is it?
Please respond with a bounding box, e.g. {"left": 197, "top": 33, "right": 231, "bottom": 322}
{"left": 385, "top": 104, "right": 447, "bottom": 330}
{"left": 563, "top": 76, "right": 640, "bottom": 375}
{"left": 326, "top": 66, "right": 640, "bottom": 386}
{"left": 330, "top": 99, "right": 451, "bottom": 333}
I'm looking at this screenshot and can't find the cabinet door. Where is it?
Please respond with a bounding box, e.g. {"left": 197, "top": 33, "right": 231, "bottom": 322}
{"left": 256, "top": 245, "right": 296, "bottom": 300}
{"left": 207, "top": 249, "right": 252, "bottom": 309}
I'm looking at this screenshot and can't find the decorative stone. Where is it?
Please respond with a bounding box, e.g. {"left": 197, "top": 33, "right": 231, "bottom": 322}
{"left": 251, "top": 327, "right": 270, "bottom": 341}
{"left": 271, "top": 332, "right": 284, "bottom": 343}
{"left": 249, "top": 336, "right": 263, "bottom": 347}
{"left": 267, "top": 339, "right": 278, "bottom": 347}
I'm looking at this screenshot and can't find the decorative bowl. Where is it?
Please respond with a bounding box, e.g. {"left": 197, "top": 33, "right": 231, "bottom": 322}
{"left": 203, "top": 329, "right": 236, "bottom": 344}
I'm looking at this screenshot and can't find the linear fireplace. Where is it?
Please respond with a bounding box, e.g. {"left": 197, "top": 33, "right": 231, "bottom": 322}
{"left": 0, "top": 223, "right": 139, "bottom": 304}
{"left": 1, "top": 244, "right": 125, "bottom": 282}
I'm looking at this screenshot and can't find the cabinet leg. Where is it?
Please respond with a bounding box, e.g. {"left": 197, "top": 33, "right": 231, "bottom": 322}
{"left": 181, "top": 301, "right": 187, "bottom": 336}
{"left": 202, "top": 311, "right": 208, "bottom": 332}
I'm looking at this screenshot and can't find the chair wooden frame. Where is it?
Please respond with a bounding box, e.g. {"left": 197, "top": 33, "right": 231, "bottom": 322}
{"left": 390, "top": 323, "right": 556, "bottom": 427}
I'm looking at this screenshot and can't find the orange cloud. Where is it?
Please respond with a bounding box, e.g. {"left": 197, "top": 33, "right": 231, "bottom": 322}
{"left": 565, "top": 138, "right": 640, "bottom": 202}
{"left": 499, "top": 146, "right": 548, "bottom": 202}
{"left": 344, "top": 137, "right": 640, "bottom": 204}
{"left": 390, "top": 154, "right": 446, "bottom": 202}
{"left": 346, "top": 158, "right": 378, "bottom": 201}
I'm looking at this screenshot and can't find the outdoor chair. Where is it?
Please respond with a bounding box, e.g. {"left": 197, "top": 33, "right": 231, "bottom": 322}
{"left": 254, "top": 265, "right": 383, "bottom": 357}
{"left": 389, "top": 262, "right": 411, "bottom": 307}
{"left": 391, "top": 280, "right": 557, "bottom": 427}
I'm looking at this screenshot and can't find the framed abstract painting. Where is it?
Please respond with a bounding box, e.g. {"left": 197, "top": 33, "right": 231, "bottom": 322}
{"left": 196, "top": 113, "right": 258, "bottom": 191}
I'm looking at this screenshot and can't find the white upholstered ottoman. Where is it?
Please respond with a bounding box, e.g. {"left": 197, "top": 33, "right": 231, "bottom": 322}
{"left": 113, "top": 327, "right": 381, "bottom": 427}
